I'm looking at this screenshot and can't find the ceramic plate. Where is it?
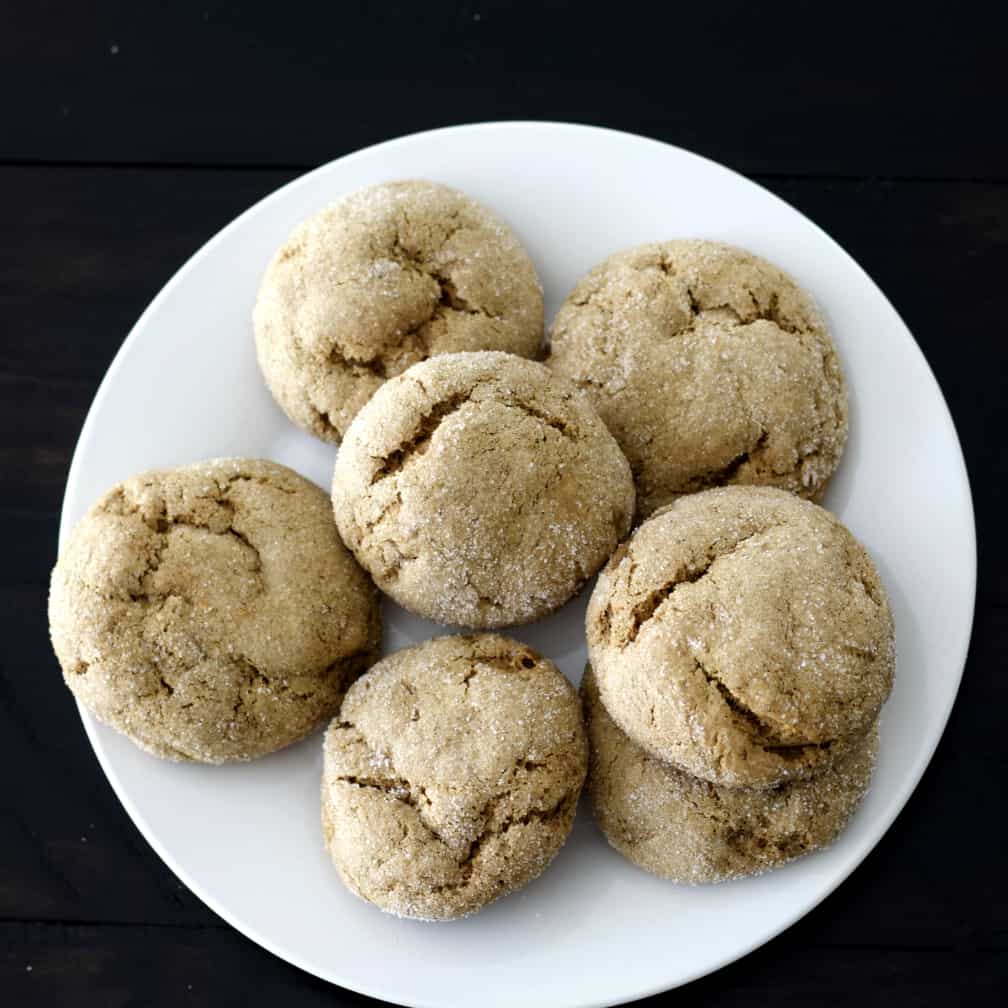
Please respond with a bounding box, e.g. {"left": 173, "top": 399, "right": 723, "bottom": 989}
{"left": 60, "top": 123, "right": 975, "bottom": 1007}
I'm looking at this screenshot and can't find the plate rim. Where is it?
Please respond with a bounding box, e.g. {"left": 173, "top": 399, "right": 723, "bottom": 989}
{"left": 60, "top": 120, "right": 977, "bottom": 1007}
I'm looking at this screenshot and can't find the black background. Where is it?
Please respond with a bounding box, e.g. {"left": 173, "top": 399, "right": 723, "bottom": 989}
{"left": 2, "top": 3, "right": 1005, "bottom": 1005}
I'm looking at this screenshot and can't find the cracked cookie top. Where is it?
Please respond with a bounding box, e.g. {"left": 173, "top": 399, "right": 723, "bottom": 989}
{"left": 546, "top": 240, "right": 847, "bottom": 517}
{"left": 586, "top": 487, "right": 894, "bottom": 787}
{"left": 253, "top": 180, "right": 544, "bottom": 443}
{"left": 581, "top": 667, "right": 877, "bottom": 882}
{"left": 321, "top": 634, "right": 588, "bottom": 920}
{"left": 48, "top": 458, "right": 381, "bottom": 763}
{"left": 331, "top": 350, "right": 636, "bottom": 628}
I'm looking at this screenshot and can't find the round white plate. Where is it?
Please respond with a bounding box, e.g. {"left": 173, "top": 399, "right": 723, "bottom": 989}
{"left": 60, "top": 123, "right": 975, "bottom": 1007}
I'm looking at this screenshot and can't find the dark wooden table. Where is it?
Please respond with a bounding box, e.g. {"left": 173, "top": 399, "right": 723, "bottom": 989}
{"left": 3, "top": 3, "right": 1005, "bottom": 1005}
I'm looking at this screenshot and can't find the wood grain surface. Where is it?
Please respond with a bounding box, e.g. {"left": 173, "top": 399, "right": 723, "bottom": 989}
{"left": 2, "top": 2, "right": 1005, "bottom": 1005}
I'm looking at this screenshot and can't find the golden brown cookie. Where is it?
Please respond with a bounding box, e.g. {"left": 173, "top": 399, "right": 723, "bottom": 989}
{"left": 332, "top": 350, "right": 635, "bottom": 628}
{"left": 254, "top": 180, "right": 544, "bottom": 442}
{"left": 49, "top": 459, "right": 381, "bottom": 763}
{"left": 546, "top": 240, "right": 847, "bottom": 517}
{"left": 321, "top": 634, "right": 587, "bottom": 920}
{"left": 582, "top": 667, "right": 877, "bottom": 882}
{"left": 586, "top": 486, "right": 893, "bottom": 787}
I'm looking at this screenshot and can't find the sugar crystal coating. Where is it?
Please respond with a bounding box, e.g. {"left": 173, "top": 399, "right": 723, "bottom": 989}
{"left": 583, "top": 667, "right": 877, "bottom": 883}
{"left": 547, "top": 240, "right": 847, "bottom": 517}
{"left": 587, "top": 486, "right": 894, "bottom": 787}
{"left": 255, "top": 180, "right": 544, "bottom": 442}
{"left": 333, "top": 350, "right": 636, "bottom": 628}
{"left": 321, "top": 634, "right": 588, "bottom": 919}
{"left": 49, "top": 458, "right": 381, "bottom": 762}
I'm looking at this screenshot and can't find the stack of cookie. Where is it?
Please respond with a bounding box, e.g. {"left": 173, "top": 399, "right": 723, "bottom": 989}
{"left": 48, "top": 176, "right": 896, "bottom": 918}
{"left": 583, "top": 487, "right": 895, "bottom": 881}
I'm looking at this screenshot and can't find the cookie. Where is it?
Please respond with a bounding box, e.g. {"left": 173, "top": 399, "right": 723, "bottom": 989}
{"left": 586, "top": 486, "right": 894, "bottom": 787}
{"left": 254, "top": 180, "right": 544, "bottom": 442}
{"left": 49, "top": 459, "right": 381, "bottom": 763}
{"left": 546, "top": 240, "right": 847, "bottom": 517}
{"left": 582, "top": 667, "right": 877, "bottom": 882}
{"left": 332, "top": 350, "right": 635, "bottom": 628}
{"left": 321, "top": 634, "right": 587, "bottom": 920}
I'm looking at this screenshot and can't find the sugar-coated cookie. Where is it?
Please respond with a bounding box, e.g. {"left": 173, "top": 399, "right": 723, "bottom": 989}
{"left": 582, "top": 668, "right": 877, "bottom": 882}
{"left": 321, "top": 634, "right": 587, "bottom": 919}
{"left": 49, "top": 459, "right": 381, "bottom": 762}
{"left": 547, "top": 240, "right": 846, "bottom": 517}
{"left": 586, "top": 486, "right": 893, "bottom": 787}
{"left": 255, "top": 180, "right": 544, "bottom": 442}
{"left": 332, "top": 351, "right": 635, "bottom": 628}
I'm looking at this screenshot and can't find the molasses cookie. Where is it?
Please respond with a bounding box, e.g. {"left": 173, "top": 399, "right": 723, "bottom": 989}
{"left": 547, "top": 240, "right": 846, "bottom": 516}
{"left": 49, "top": 459, "right": 381, "bottom": 762}
{"left": 254, "top": 180, "right": 544, "bottom": 442}
{"left": 321, "top": 634, "right": 587, "bottom": 919}
{"left": 332, "top": 351, "right": 635, "bottom": 628}
{"left": 586, "top": 486, "right": 893, "bottom": 787}
{"left": 582, "top": 667, "right": 877, "bottom": 882}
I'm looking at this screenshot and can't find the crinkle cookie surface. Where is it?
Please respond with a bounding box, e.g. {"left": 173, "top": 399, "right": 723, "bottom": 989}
{"left": 254, "top": 179, "right": 544, "bottom": 442}
{"left": 332, "top": 350, "right": 635, "bottom": 628}
{"left": 582, "top": 667, "right": 877, "bottom": 883}
{"left": 48, "top": 458, "right": 381, "bottom": 762}
{"left": 321, "top": 634, "right": 588, "bottom": 919}
{"left": 547, "top": 240, "right": 847, "bottom": 516}
{"left": 587, "top": 486, "right": 894, "bottom": 787}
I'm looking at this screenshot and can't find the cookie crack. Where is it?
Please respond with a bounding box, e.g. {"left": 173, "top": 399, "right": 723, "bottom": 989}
{"left": 851, "top": 568, "right": 883, "bottom": 608}
{"left": 335, "top": 772, "right": 415, "bottom": 802}
{"left": 306, "top": 401, "right": 340, "bottom": 437}
{"left": 226, "top": 528, "right": 259, "bottom": 566}
{"left": 391, "top": 268, "right": 501, "bottom": 359}
{"left": 370, "top": 385, "right": 575, "bottom": 488}
{"left": 369, "top": 391, "right": 472, "bottom": 483}
{"left": 693, "top": 657, "right": 834, "bottom": 756}
{"left": 100, "top": 476, "right": 366, "bottom": 708}
{"left": 335, "top": 765, "right": 451, "bottom": 846}
{"left": 387, "top": 213, "right": 499, "bottom": 342}
{"left": 676, "top": 430, "right": 770, "bottom": 494}
{"left": 431, "top": 270, "right": 497, "bottom": 321}
{"left": 230, "top": 657, "right": 265, "bottom": 721}
{"left": 457, "top": 649, "right": 542, "bottom": 680}
{"left": 694, "top": 656, "right": 777, "bottom": 739}
{"left": 762, "top": 739, "right": 834, "bottom": 758}
{"left": 362, "top": 489, "right": 403, "bottom": 535}
{"left": 124, "top": 539, "right": 168, "bottom": 605}
{"left": 333, "top": 709, "right": 575, "bottom": 895}
{"left": 568, "top": 284, "right": 611, "bottom": 314}
{"left": 221, "top": 472, "right": 298, "bottom": 497}
{"left": 391, "top": 208, "right": 467, "bottom": 273}
{"left": 623, "top": 531, "right": 762, "bottom": 644}
{"left": 328, "top": 344, "right": 389, "bottom": 379}
{"left": 430, "top": 791, "right": 576, "bottom": 895}
{"left": 659, "top": 269, "right": 805, "bottom": 337}
{"left": 506, "top": 399, "right": 571, "bottom": 437}
{"left": 702, "top": 289, "right": 801, "bottom": 334}
{"left": 653, "top": 772, "right": 743, "bottom": 833}
{"left": 154, "top": 513, "right": 262, "bottom": 582}
{"left": 370, "top": 538, "right": 420, "bottom": 581}
{"left": 394, "top": 309, "right": 435, "bottom": 359}
{"left": 764, "top": 291, "right": 801, "bottom": 335}
{"left": 116, "top": 483, "right": 266, "bottom": 592}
